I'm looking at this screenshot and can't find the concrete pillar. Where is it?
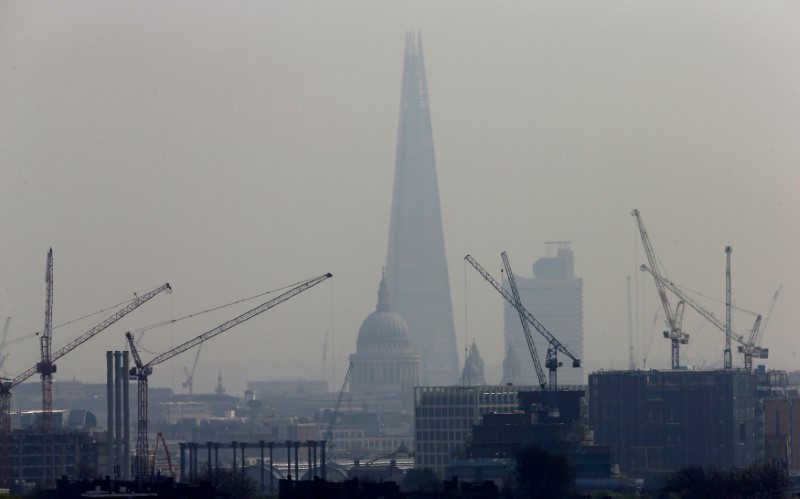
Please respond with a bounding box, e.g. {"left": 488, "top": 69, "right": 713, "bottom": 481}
{"left": 192, "top": 443, "right": 199, "bottom": 482}
{"left": 269, "top": 442, "right": 274, "bottom": 493}
{"left": 214, "top": 443, "right": 219, "bottom": 473}
{"left": 294, "top": 441, "right": 299, "bottom": 481}
{"left": 285, "top": 440, "right": 292, "bottom": 480}
{"left": 305, "top": 441, "right": 312, "bottom": 480}
{"left": 240, "top": 442, "right": 246, "bottom": 479}
{"left": 106, "top": 351, "right": 114, "bottom": 477}
{"left": 114, "top": 351, "right": 122, "bottom": 478}
{"left": 179, "top": 443, "right": 186, "bottom": 483}
{"left": 232, "top": 441, "right": 237, "bottom": 485}
{"left": 207, "top": 442, "right": 213, "bottom": 479}
{"left": 122, "top": 351, "right": 130, "bottom": 480}
{"left": 259, "top": 441, "right": 265, "bottom": 493}
{"left": 188, "top": 443, "right": 194, "bottom": 481}
{"left": 320, "top": 440, "right": 326, "bottom": 480}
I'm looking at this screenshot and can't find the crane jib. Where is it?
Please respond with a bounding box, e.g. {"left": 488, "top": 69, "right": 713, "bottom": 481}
{"left": 145, "top": 273, "right": 332, "bottom": 368}
{"left": 464, "top": 255, "right": 580, "bottom": 365}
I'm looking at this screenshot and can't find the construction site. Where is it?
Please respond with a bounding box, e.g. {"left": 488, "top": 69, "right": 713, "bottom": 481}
{"left": 0, "top": 247, "right": 334, "bottom": 493}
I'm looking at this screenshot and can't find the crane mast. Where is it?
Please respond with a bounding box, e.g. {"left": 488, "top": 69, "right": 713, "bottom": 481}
{"left": 182, "top": 344, "right": 202, "bottom": 395}
{"left": 738, "top": 286, "right": 780, "bottom": 371}
{"left": 127, "top": 272, "right": 332, "bottom": 477}
{"left": 39, "top": 249, "right": 55, "bottom": 432}
{"left": 632, "top": 210, "right": 688, "bottom": 369}
{"left": 500, "top": 252, "right": 547, "bottom": 390}
{"left": 724, "top": 246, "right": 733, "bottom": 370}
{"left": 626, "top": 277, "right": 635, "bottom": 370}
{"left": 0, "top": 317, "right": 11, "bottom": 372}
{"left": 640, "top": 264, "right": 764, "bottom": 369}
{"left": 327, "top": 362, "right": 353, "bottom": 450}
{"left": 465, "top": 254, "right": 580, "bottom": 370}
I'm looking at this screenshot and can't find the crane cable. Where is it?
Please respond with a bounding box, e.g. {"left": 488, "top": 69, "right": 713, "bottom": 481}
{"left": 131, "top": 278, "right": 316, "bottom": 354}
{"left": 2, "top": 296, "right": 136, "bottom": 349}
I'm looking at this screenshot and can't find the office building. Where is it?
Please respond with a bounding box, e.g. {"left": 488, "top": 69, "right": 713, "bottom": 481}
{"left": 503, "top": 242, "right": 583, "bottom": 385}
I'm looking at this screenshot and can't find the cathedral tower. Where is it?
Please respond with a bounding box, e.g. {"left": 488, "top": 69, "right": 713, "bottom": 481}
{"left": 385, "top": 32, "right": 459, "bottom": 385}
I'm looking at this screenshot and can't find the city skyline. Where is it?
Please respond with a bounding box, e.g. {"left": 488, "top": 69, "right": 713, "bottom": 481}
{"left": 1, "top": 1, "right": 798, "bottom": 394}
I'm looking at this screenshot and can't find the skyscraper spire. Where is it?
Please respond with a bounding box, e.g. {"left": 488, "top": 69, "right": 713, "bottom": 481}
{"left": 386, "top": 31, "right": 459, "bottom": 385}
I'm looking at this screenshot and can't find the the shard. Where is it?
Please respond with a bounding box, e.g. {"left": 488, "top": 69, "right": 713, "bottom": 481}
{"left": 385, "top": 31, "right": 459, "bottom": 386}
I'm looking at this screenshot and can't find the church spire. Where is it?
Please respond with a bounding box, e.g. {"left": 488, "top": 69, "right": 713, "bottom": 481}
{"left": 377, "top": 268, "right": 392, "bottom": 312}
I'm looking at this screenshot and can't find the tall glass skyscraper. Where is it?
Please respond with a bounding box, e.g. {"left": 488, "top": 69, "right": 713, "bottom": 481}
{"left": 385, "top": 32, "right": 459, "bottom": 386}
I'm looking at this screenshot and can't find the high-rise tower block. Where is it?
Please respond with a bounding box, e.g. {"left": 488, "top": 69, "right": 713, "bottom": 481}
{"left": 385, "top": 31, "right": 459, "bottom": 385}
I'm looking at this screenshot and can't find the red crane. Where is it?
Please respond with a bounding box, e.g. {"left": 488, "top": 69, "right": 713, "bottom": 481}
{"left": 0, "top": 282, "right": 171, "bottom": 486}
{"left": 127, "top": 272, "right": 332, "bottom": 477}
{"left": 151, "top": 432, "right": 175, "bottom": 477}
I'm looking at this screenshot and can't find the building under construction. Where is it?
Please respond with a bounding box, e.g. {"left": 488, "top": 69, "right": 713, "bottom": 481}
{"left": 588, "top": 369, "right": 759, "bottom": 481}
{"left": 10, "top": 429, "right": 99, "bottom": 490}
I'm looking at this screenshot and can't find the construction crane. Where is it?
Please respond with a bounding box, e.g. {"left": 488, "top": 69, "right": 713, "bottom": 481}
{"left": 738, "top": 286, "right": 782, "bottom": 371}
{"left": 0, "top": 282, "right": 170, "bottom": 486}
{"left": 321, "top": 329, "right": 329, "bottom": 382}
{"left": 626, "top": 277, "right": 635, "bottom": 370}
{"left": 151, "top": 432, "right": 175, "bottom": 477}
{"left": 126, "top": 272, "right": 332, "bottom": 477}
{"left": 326, "top": 361, "right": 353, "bottom": 451}
{"left": 39, "top": 249, "right": 55, "bottom": 431}
{"left": 639, "top": 264, "right": 761, "bottom": 368}
{"left": 724, "top": 246, "right": 733, "bottom": 369}
{"left": 0, "top": 318, "right": 11, "bottom": 372}
{"left": 632, "top": 209, "right": 688, "bottom": 369}
{"left": 465, "top": 254, "right": 581, "bottom": 380}
{"left": 181, "top": 344, "right": 202, "bottom": 395}
{"left": 500, "top": 252, "right": 547, "bottom": 390}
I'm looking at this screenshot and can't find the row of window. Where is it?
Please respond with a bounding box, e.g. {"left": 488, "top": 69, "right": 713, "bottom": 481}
{"left": 416, "top": 418, "right": 472, "bottom": 430}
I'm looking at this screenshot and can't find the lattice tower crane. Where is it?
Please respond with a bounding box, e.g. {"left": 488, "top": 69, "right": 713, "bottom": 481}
{"left": 39, "top": 249, "right": 55, "bottom": 432}
{"left": 627, "top": 277, "right": 636, "bottom": 370}
{"left": 181, "top": 344, "right": 202, "bottom": 395}
{"left": 500, "top": 252, "right": 547, "bottom": 390}
{"left": 725, "top": 246, "right": 733, "bottom": 369}
{"left": 738, "top": 285, "right": 781, "bottom": 371}
{"left": 465, "top": 255, "right": 580, "bottom": 381}
{"left": 326, "top": 361, "right": 352, "bottom": 451}
{"left": 639, "top": 264, "right": 763, "bottom": 369}
{"left": 632, "top": 210, "right": 688, "bottom": 369}
{"left": 0, "top": 282, "right": 171, "bottom": 486}
{"left": 0, "top": 318, "right": 11, "bottom": 372}
{"left": 126, "top": 272, "right": 332, "bottom": 477}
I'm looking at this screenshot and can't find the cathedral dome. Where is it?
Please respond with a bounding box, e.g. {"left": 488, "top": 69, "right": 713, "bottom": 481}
{"left": 358, "top": 310, "right": 410, "bottom": 342}
{"left": 356, "top": 273, "right": 411, "bottom": 345}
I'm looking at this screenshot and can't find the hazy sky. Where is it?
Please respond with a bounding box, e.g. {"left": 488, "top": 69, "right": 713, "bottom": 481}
{"left": 2, "top": 1, "right": 798, "bottom": 397}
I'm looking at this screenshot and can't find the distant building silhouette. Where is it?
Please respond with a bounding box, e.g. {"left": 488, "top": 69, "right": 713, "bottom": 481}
{"left": 460, "top": 340, "right": 487, "bottom": 386}
{"left": 501, "top": 342, "right": 522, "bottom": 386}
{"left": 349, "top": 272, "right": 420, "bottom": 414}
{"left": 503, "top": 242, "right": 584, "bottom": 386}
{"left": 385, "top": 31, "right": 459, "bottom": 386}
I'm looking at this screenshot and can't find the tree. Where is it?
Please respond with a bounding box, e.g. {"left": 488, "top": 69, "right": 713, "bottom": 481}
{"left": 513, "top": 445, "right": 574, "bottom": 499}
{"left": 660, "top": 463, "right": 788, "bottom": 499}
{"left": 401, "top": 467, "right": 441, "bottom": 492}
{"left": 206, "top": 467, "right": 259, "bottom": 499}
{"left": 730, "top": 463, "right": 788, "bottom": 499}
